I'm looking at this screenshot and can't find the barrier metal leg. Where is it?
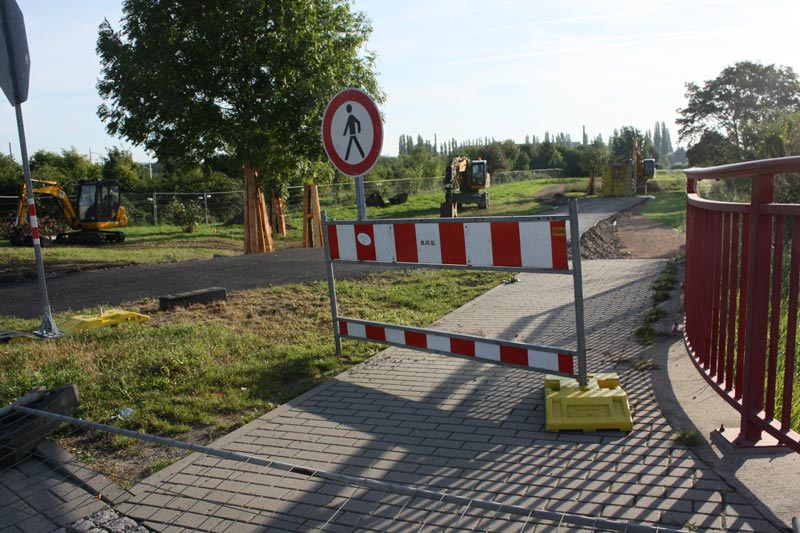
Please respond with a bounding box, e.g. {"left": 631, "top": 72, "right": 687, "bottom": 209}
{"left": 568, "top": 199, "right": 588, "bottom": 388}
{"left": 321, "top": 211, "right": 342, "bottom": 355}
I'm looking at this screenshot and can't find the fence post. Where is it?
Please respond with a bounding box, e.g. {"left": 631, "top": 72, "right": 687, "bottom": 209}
{"left": 153, "top": 192, "right": 158, "bottom": 225}
{"left": 739, "top": 174, "right": 774, "bottom": 445}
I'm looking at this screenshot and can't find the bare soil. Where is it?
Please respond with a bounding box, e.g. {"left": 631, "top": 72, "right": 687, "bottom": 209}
{"left": 580, "top": 208, "right": 684, "bottom": 260}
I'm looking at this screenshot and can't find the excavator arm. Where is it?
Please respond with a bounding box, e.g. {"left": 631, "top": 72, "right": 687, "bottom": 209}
{"left": 16, "top": 181, "right": 81, "bottom": 229}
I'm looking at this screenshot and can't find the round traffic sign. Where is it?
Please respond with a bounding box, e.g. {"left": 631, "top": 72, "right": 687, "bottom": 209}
{"left": 322, "top": 88, "right": 383, "bottom": 177}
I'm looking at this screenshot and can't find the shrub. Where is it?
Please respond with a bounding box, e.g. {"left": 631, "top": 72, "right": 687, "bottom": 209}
{"left": 163, "top": 198, "right": 202, "bottom": 233}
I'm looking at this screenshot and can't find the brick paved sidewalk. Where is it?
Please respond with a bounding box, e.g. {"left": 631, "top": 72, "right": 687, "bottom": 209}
{"left": 116, "top": 259, "right": 781, "bottom": 532}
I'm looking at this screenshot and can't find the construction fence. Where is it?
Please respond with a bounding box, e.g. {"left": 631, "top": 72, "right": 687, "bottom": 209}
{"left": 117, "top": 169, "right": 564, "bottom": 227}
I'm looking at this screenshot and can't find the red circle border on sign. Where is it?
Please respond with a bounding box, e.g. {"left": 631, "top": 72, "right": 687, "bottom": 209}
{"left": 322, "top": 88, "right": 383, "bottom": 177}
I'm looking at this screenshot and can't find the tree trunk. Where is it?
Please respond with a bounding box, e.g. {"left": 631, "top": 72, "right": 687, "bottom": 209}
{"left": 270, "top": 192, "right": 287, "bottom": 236}
{"left": 243, "top": 163, "right": 273, "bottom": 254}
{"left": 302, "top": 184, "right": 323, "bottom": 247}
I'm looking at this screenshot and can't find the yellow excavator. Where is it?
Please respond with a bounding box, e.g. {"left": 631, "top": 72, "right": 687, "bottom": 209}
{"left": 440, "top": 156, "right": 491, "bottom": 217}
{"left": 12, "top": 179, "right": 128, "bottom": 245}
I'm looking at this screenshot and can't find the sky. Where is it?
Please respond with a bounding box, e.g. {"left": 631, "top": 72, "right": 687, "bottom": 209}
{"left": 1, "top": 0, "right": 799, "bottom": 164}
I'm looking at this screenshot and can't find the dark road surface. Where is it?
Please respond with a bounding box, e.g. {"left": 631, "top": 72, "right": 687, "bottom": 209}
{"left": 0, "top": 197, "right": 645, "bottom": 320}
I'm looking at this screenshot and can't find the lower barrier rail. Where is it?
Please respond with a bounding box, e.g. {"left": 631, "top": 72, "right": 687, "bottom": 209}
{"left": 684, "top": 156, "right": 800, "bottom": 451}
{"left": 322, "top": 199, "right": 588, "bottom": 386}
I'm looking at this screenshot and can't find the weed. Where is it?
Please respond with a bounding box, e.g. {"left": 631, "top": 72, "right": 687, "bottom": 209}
{"left": 644, "top": 307, "right": 666, "bottom": 325}
{"left": 145, "top": 458, "right": 176, "bottom": 477}
{"left": 672, "top": 428, "right": 703, "bottom": 447}
{"left": 633, "top": 358, "right": 656, "bottom": 371}
{"left": 635, "top": 325, "right": 658, "bottom": 345}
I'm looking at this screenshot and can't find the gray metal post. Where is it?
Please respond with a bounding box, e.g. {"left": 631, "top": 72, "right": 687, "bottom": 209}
{"left": 15, "top": 104, "right": 59, "bottom": 338}
{"left": 321, "top": 211, "right": 342, "bottom": 354}
{"left": 568, "top": 199, "right": 587, "bottom": 387}
{"left": 152, "top": 192, "right": 158, "bottom": 225}
{"left": 354, "top": 175, "right": 366, "bottom": 220}
{"left": 203, "top": 193, "right": 209, "bottom": 225}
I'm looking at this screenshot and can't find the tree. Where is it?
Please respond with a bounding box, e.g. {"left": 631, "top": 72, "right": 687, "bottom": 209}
{"left": 677, "top": 61, "right": 800, "bottom": 158}
{"left": 102, "top": 147, "right": 149, "bottom": 191}
{"left": 609, "top": 126, "right": 645, "bottom": 164}
{"left": 97, "top": 0, "right": 381, "bottom": 252}
{"left": 483, "top": 142, "right": 509, "bottom": 174}
{"left": 0, "top": 154, "right": 22, "bottom": 195}
{"left": 686, "top": 131, "right": 738, "bottom": 167}
{"left": 28, "top": 148, "right": 101, "bottom": 192}
{"left": 579, "top": 139, "right": 609, "bottom": 179}
{"left": 660, "top": 121, "right": 673, "bottom": 157}
{"left": 653, "top": 122, "right": 662, "bottom": 162}
{"left": 668, "top": 147, "right": 688, "bottom": 168}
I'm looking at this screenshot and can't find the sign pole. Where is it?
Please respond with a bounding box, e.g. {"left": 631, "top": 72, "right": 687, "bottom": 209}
{"left": 354, "top": 175, "right": 366, "bottom": 220}
{"left": 15, "top": 104, "right": 59, "bottom": 337}
{"left": 1, "top": 0, "right": 60, "bottom": 337}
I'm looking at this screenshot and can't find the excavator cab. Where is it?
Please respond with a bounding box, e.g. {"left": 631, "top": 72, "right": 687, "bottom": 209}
{"left": 468, "top": 160, "right": 489, "bottom": 189}
{"left": 77, "top": 179, "right": 121, "bottom": 223}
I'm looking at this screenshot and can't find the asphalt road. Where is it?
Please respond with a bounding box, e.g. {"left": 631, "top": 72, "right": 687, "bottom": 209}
{"left": 0, "top": 197, "right": 645, "bottom": 319}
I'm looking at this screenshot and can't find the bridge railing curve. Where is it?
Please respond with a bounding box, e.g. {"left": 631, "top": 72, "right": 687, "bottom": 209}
{"left": 684, "top": 156, "right": 800, "bottom": 450}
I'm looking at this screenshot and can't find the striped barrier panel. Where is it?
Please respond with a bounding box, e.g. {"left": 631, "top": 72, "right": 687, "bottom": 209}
{"left": 326, "top": 219, "right": 568, "bottom": 270}
{"left": 338, "top": 318, "right": 575, "bottom": 375}
{"left": 322, "top": 200, "right": 587, "bottom": 383}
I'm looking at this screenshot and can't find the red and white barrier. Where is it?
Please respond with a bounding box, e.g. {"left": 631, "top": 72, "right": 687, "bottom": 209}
{"left": 327, "top": 219, "right": 568, "bottom": 270}
{"left": 338, "top": 319, "right": 575, "bottom": 374}
{"left": 323, "top": 206, "right": 588, "bottom": 383}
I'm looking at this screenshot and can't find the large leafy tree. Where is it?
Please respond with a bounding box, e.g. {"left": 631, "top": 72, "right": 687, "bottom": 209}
{"left": 97, "top": 0, "right": 381, "bottom": 251}
{"left": 677, "top": 61, "right": 800, "bottom": 158}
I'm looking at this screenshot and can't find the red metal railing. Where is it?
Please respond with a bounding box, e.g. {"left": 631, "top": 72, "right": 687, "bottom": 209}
{"left": 684, "top": 156, "right": 800, "bottom": 451}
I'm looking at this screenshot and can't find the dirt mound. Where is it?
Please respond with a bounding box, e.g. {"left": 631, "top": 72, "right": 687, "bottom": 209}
{"left": 576, "top": 210, "right": 684, "bottom": 260}
{"left": 577, "top": 215, "right": 625, "bottom": 259}
{"left": 534, "top": 185, "right": 570, "bottom": 207}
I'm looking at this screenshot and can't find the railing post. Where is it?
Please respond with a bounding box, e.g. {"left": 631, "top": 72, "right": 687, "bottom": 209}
{"left": 738, "top": 174, "right": 774, "bottom": 445}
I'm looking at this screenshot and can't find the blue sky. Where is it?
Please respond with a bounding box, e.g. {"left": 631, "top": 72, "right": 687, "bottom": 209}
{"left": 2, "top": 0, "right": 799, "bottom": 164}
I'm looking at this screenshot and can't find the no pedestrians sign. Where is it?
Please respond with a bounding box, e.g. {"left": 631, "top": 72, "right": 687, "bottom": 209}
{"left": 322, "top": 88, "right": 383, "bottom": 177}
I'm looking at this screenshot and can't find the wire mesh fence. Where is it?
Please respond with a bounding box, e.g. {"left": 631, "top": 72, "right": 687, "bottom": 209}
{"left": 73, "top": 169, "right": 566, "bottom": 227}
{"left": 0, "top": 404, "right": 687, "bottom": 533}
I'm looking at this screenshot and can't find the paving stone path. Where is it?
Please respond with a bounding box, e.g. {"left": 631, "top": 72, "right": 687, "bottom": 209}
{"left": 115, "top": 260, "right": 779, "bottom": 532}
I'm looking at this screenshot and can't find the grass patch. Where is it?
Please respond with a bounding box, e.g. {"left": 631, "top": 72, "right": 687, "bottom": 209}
{"left": 671, "top": 428, "right": 703, "bottom": 447}
{"left": 652, "top": 261, "right": 679, "bottom": 304}
{"left": 639, "top": 190, "right": 687, "bottom": 232}
{"left": 635, "top": 325, "right": 658, "bottom": 346}
{"left": 635, "top": 261, "right": 680, "bottom": 346}
{"left": 0, "top": 269, "right": 505, "bottom": 479}
{"left": 643, "top": 307, "right": 667, "bottom": 325}
{"left": 632, "top": 358, "right": 656, "bottom": 371}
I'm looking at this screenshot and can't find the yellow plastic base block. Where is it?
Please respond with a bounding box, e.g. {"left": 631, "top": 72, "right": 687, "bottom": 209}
{"left": 59, "top": 309, "right": 150, "bottom": 334}
{"left": 545, "top": 373, "right": 633, "bottom": 432}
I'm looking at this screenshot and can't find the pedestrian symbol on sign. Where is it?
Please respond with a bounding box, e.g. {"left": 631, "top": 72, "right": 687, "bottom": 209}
{"left": 343, "top": 104, "right": 365, "bottom": 161}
